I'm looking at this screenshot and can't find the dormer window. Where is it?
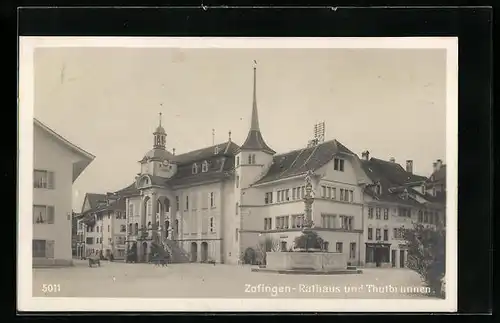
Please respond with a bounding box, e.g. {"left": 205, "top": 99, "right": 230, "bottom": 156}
{"left": 375, "top": 183, "right": 382, "bottom": 195}
{"left": 421, "top": 184, "right": 426, "bottom": 195}
{"left": 192, "top": 163, "right": 198, "bottom": 174}
{"left": 202, "top": 160, "right": 209, "bottom": 173}
{"left": 214, "top": 146, "right": 220, "bottom": 154}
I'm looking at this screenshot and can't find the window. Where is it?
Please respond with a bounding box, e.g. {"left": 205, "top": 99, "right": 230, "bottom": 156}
{"left": 235, "top": 202, "right": 239, "bottom": 215}
{"left": 376, "top": 208, "right": 381, "bottom": 219}
{"left": 424, "top": 211, "right": 429, "bottom": 223}
{"left": 384, "top": 208, "right": 389, "bottom": 220}
{"left": 349, "top": 190, "right": 354, "bottom": 202}
{"left": 185, "top": 196, "right": 189, "bottom": 210}
{"left": 236, "top": 156, "right": 240, "bottom": 166}
{"left": 368, "top": 228, "right": 373, "bottom": 240}
{"left": 291, "top": 214, "right": 303, "bottom": 228}
{"left": 264, "top": 192, "right": 273, "bottom": 204}
{"left": 280, "top": 241, "right": 287, "bottom": 252}
{"left": 33, "top": 239, "right": 47, "bottom": 257}
{"left": 376, "top": 184, "right": 382, "bottom": 195}
{"left": 383, "top": 229, "right": 388, "bottom": 241}
{"left": 86, "top": 237, "right": 93, "bottom": 244}
{"left": 33, "top": 170, "right": 55, "bottom": 189}
{"left": 285, "top": 189, "right": 290, "bottom": 201}
{"left": 376, "top": 228, "right": 381, "bottom": 240}
{"left": 209, "top": 217, "right": 215, "bottom": 233}
{"left": 252, "top": 154, "right": 256, "bottom": 164}
{"left": 214, "top": 146, "right": 219, "bottom": 154}
{"left": 418, "top": 210, "right": 423, "bottom": 222}
{"left": 322, "top": 186, "right": 326, "bottom": 198}
{"left": 336, "top": 242, "right": 343, "bottom": 253}
{"left": 301, "top": 186, "right": 305, "bottom": 198}
{"left": 264, "top": 217, "right": 272, "bottom": 230}
{"left": 349, "top": 242, "right": 356, "bottom": 259}
{"left": 248, "top": 155, "right": 252, "bottom": 164}
{"left": 334, "top": 158, "right": 345, "bottom": 171}
{"left": 134, "top": 223, "right": 139, "bottom": 233}
{"left": 175, "top": 196, "right": 179, "bottom": 210}
{"left": 33, "top": 205, "right": 55, "bottom": 224}
{"left": 340, "top": 189, "right": 344, "bottom": 201}
{"left": 192, "top": 163, "right": 198, "bottom": 174}
{"left": 107, "top": 225, "right": 110, "bottom": 232}
{"left": 292, "top": 188, "right": 296, "bottom": 200}
{"left": 120, "top": 225, "right": 126, "bottom": 233}
{"left": 322, "top": 241, "right": 330, "bottom": 251}
{"left": 340, "top": 215, "right": 354, "bottom": 230}
{"left": 321, "top": 214, "right": 337, "bottom": 228}
{"left": 368, "top": 207, "right": 374, "bottom": 219}
{"left": 128, "top": 204, "right": 134, "bottom": 218}
{"left": 210, "top": 192, "right": 215, "bottom": 208}
{"left": 96, "top": 226, "right": 100, "bottom": 233}
{"left": 201, "top": 161, "right": 208, "bottom": 173}
{"left": 275, "top": 216, "right": 289, "bottom": 229}
{"left": 327, "top": 187, "right": 332, "bottom": 199}
{"left": 393, "top": 227, "right": 404, "bottom": 239}
{"left": 236, "top": 175, "right": 239, "bottom": 188}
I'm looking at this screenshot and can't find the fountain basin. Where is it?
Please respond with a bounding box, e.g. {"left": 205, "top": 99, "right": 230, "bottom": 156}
{"left": 251, "top": 252, "right": 363, "bottom": 275}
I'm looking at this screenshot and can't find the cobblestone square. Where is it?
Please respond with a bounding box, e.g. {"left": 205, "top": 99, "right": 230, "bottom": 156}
{"left": 33, "top": 260, "right": 435, "bottom": 299}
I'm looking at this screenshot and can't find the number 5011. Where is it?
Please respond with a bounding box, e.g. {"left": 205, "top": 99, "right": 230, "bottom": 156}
{"left": 41, "top": 284, "right": 61, "bottom": 293}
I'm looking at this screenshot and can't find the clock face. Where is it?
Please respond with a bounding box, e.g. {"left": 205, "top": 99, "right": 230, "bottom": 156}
{"left": 162, "top": 160, "right": 169, "bottom": 166}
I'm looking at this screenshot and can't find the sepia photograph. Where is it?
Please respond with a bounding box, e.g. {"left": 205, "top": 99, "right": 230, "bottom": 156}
{"left": 18, "top": 37, "right": 457, "bottom": 312}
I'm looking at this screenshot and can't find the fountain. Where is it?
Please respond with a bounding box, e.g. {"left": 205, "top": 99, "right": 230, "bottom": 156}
{"left": 252, "top": 170, "right": 362, "bottom": 275}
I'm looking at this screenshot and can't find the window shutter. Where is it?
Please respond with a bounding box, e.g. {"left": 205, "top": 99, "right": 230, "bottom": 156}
{"left": 47, "top": 206, "right": 55, "bottom": 224}
{"left": 48, "top": 171, "right": 55, "bottom": 189}
{"left": 45, "top": 240, "right": 55, "bottom": 258}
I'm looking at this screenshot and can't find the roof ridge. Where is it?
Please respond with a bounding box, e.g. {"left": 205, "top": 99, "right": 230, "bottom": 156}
{"left": 175, "top": 140, "right": 233, "bottom": 158}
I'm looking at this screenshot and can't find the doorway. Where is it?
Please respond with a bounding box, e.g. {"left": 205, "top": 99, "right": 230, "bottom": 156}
{"left": 201, "top": 242, "right": 208, "bottom": 262}
{"left": 399, "top": 250, "right": 405, "bottom": 268}
{"left": 190, "top": 242, "right": 198, "bottom": 262}
{"left": 391, "top": 250, "right": 396, "bottom": 267}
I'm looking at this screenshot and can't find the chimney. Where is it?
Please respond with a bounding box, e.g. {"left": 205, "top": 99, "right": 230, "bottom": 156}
{"left": 433, "top": 161, "right": 438, "bottom": 172}
{"left": 361, "top": 150, "right": 370, "bottom": 161}
{"left": 389, "top": 157, "right": 395, "bottom": 163}
{"left": 406, "top": 160, "right": 413, "bottom": 174}
{"left": 436, "top": 159, "right": 443, "bottom": 171}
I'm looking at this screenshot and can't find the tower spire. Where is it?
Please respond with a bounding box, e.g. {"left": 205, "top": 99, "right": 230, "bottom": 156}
{"left": 250, "top": 61, "right": 260, "bottom": 131}
{"left": 159, "top": 112, "right": 162, "bottom": 127}
{"left": 238, "top": 61, "right": 275, "bottom": 155}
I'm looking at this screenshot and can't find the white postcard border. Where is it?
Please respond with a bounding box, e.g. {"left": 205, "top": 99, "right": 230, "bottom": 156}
{"left": 18, "top": 36, "right": 458, "bottom": 312}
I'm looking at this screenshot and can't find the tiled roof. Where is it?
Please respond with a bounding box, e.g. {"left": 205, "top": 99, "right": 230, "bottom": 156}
{"left": 167, "top": 156, "right": 235, "bottom": 186}
{"left": 140, "top": 148, "right": 176, "bottom": 163}
{"left": 173, "top": 141, "right": 239, "bottom": 165}
{"left": 85, "top": 193, "right": 107, "bottom": 210}
{"left": 254, "top": 139, "right": 355, "bottom": 185}
{"left": 115, "top": 183, "right": 140, "bottom": 196}
{"left": 239, "top": 130, "right": 275, "bottom": 154}
{"left": 427, "top": 165, "right": 446, "bottom": 184}
{"left": 360, "top": 158, "right": 428, "bottom": 206}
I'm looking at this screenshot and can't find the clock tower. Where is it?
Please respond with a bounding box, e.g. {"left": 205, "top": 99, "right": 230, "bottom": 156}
{"left": 139, "top": 113, "right": 177, "bottom": 178}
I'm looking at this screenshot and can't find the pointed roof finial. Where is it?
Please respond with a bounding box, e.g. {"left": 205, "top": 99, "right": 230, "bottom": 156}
{"left": 212, "top": 128, "right": 215, "bottom": 145}
{"left": 228, "top": 130, "right": 232, "bottom": 141}
{"left": 159, "top": 112, "right": 162, "bottom": 127}
{"left": 250, "top": 61, "right": 260, "bottom": 131}
{"left": 172, "top": 148, "right": 176, "bottom": 155}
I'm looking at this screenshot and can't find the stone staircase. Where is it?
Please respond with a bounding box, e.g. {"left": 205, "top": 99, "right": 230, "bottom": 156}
{"left": 163, "top": 239, "right": 190, "bottom": 263}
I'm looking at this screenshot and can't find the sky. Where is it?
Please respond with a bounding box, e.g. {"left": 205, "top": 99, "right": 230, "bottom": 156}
{"left": 33, "top": 47, "right": 447, "bottom": 212}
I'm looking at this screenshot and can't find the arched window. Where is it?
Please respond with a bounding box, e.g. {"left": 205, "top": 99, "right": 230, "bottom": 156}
{"left": 175, "top": 219, "right": 179, "bottom": 234}
{"left": 376, "top": 184, "right": 382, "bottom": 195}
{"left": 202, "top": 160, "right": 209, "bottom": 173}
{"left": 128, "top": 223, "right": 133, "bottom": 234}
{"left": 251, "top": 154, "right": 256, "bottom": 164}
{"left": 192, "top": 163, "right": 198, "bottom": 174}
{"left": 236, "top": 202, "right": 239, "bottom": 215}
{"left": 134, "top": 223, "right": 139, "bottom": 234}
{"left": 248, "top": 155, "right": 252, "bottom": 164}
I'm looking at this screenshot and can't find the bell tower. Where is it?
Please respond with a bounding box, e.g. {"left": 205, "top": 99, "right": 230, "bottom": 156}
{"left": 235, "top": 62, "right": 275, "bottom": 189}
{"left": 154, "top": 112, "right": 166, "bottom": 149}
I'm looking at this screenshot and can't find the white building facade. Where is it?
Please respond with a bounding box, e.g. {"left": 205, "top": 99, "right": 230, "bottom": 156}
{"left": 33, "top": 118, "right": 95, "bottom": 266}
